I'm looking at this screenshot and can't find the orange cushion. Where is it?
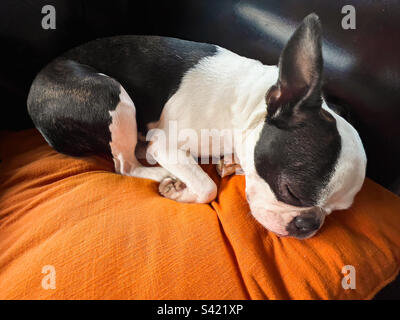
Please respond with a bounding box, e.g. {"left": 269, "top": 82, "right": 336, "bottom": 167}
{"left": 0, "top": 129, "right": 399, "bottom": 300}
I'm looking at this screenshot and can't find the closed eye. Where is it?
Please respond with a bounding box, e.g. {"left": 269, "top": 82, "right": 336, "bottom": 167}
{"left": 285, "top": 184, "right": 302, "bottom": 205}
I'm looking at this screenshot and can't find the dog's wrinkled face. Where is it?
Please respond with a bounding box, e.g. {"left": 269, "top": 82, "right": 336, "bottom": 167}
{"left": 245, "top": 14, "right": 367, "bottom": 239}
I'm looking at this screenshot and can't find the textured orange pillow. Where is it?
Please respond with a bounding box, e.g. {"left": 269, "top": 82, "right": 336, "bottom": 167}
{"left": 0, "top": 129, "right": 399, "bottom": 299}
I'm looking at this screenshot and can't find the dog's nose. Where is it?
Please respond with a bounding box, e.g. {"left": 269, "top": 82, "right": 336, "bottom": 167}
{"left": 286, "top": 209, "right": 323, "bottom": 239}
{"left": 293, "top": 215, "right": 320, "bottom": 232}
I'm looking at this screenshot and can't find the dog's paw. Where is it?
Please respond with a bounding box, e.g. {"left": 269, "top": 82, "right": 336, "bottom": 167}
{"left": 216, "top": 158, "right": 244, "bottom": 177}
{"left": 159, "top": 177, "right": 186, "bottom": 197}
{"left": 159, "top": 177, "right": 197, "bottom": 203}
{"left": 158, "top": 177, "right": 217, "bottom": 203}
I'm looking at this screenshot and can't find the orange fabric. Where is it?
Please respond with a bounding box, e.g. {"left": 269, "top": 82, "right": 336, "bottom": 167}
{"left": 0, "top": 129, "right": 399, "bottom": 300}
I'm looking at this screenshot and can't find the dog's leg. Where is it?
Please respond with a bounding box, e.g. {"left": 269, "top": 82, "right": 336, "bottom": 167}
{"left": 109, "top": 86, "right": 172, "bottom": 182}
{"left": 216, "top": 155, "right": 244, "bottom": 177}
{"left": 147, "top": 142, "right": 217, "bottom": 203}
{"left": 110, "top": 83, "right": 215, "bottom": 203}
{"left": 129, "top": 166, "right": 171, "bottom": 182}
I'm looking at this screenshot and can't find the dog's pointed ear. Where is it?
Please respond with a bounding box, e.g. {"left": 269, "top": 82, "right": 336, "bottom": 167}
{"left": 266, "top": 13, "right": 323, "bottom": 126}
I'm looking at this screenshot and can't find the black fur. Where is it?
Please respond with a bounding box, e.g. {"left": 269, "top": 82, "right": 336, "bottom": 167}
{"left": 254, "top": 110, "right": 341, "bottom": 207}
{"left": 27, "top": 58, "right": 121, "bottom": 156}
{"left": 254, "top": 14, "right": 341, "bottom": 207}
{"left": 265, "top": 13, "right": 323, "bottom": 129}
{"left": 63, "top": 35, "right": 217, "bottom": 133}
{"left": 27, "top": 36, "right": 217, "bottom": 157}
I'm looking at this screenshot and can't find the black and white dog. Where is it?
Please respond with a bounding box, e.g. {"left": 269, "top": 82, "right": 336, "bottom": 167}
{"left": 27, "top": 14, "right": 366, "bottom": 239}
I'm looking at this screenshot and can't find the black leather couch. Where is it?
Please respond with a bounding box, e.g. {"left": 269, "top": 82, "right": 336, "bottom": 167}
{"left": 0, "top": 0, "right": 399, "bottom": 299}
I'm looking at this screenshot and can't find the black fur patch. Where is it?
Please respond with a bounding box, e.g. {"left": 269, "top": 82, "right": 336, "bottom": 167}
{"left": 254, "top": 14, "right": 341, "bottom": 207}
{"left": 28, "top": 36, "right": 218, "bottom": 157}
{"left": 27, "top": 58, "right": 121, "bottom": 156}
{"left": 254, "top": 109, "right": 341, "bottom": 207}
{"left": 63, "top": 35, "right": 217, "bottom": 133}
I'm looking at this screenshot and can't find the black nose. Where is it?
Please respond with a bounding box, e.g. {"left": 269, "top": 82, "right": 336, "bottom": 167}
{"left": 287, "top": 210, "right": 322, "bottom": 238}
{"left": 293, "top": 215, "right": 320, "bottom": 232}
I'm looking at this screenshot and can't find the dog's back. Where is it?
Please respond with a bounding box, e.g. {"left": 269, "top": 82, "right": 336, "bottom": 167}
{"left": 27, "top": 36, "right": 218, "bottom": 157}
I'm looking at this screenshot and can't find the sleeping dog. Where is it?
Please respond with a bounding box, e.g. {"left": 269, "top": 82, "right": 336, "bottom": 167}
{"left": 27, "top": 14, "right": 367, "bottom": 239}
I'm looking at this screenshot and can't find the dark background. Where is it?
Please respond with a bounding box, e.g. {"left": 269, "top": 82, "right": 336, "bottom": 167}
{"left": 0, "top": 0, "right": 399, "bottom": 298}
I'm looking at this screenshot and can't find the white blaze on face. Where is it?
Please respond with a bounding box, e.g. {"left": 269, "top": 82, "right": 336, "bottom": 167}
{"left": 318, "top": 102, "right": 367, "bottom": 213}
{"left": 238, "top": 123, "right": 307, "bottom": 236}
{"left": 245, "top": 171, "right": 307, "bottom": 236}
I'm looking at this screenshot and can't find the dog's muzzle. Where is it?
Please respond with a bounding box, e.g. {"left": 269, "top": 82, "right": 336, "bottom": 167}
{"left": 286, "top": 207, "right": 326, "bottom": 239}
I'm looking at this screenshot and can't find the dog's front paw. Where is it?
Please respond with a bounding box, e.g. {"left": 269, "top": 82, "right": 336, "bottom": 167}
{"left": 159, "top": 177, "right": 197, "bottom": 203}
{"left": 159, "top": 177, "right": 186, "bottom": 198}
{"left": 158, "top": 176, "right": 217, "bottom": 203}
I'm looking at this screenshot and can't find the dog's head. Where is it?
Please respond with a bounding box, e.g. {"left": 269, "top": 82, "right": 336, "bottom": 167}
{"left": 244, "top": 13, "right": 367, "bottom": 239}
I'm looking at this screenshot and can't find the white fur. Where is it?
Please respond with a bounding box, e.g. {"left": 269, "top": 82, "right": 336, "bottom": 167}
{"left": 109, "top": 85, "right": 140, "bottom": 175}
{"left": 318, "top": 102, "right": 367, "bottom": 212}
{"left": 156, "top": 47, "right": 278, "bottom": 156}
{"left": 109, "top": 85, "right": 171, "bottom": 182}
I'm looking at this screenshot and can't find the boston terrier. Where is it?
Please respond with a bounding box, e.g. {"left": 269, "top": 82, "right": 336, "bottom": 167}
{"left": 27, "top": 14, "right": 367, "bottom": 239}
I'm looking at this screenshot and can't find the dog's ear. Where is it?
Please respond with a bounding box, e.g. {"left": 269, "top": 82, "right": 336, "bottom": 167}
{"left": 266, "top": 13, "right": 323, "bottom": 127}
